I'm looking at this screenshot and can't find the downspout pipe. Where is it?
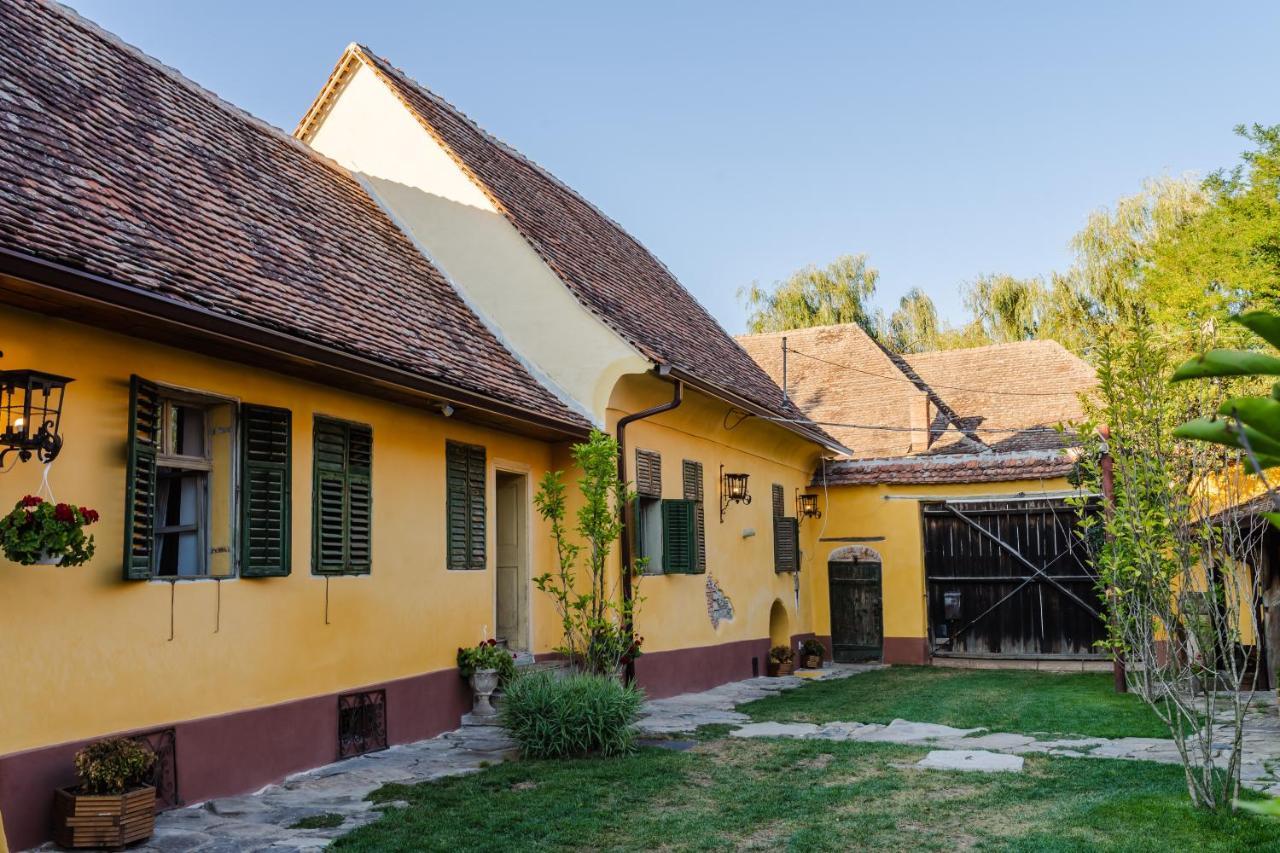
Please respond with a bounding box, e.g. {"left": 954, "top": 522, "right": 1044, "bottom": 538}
{"left": 616, "top": 369, "right": 684, "bottom": 684}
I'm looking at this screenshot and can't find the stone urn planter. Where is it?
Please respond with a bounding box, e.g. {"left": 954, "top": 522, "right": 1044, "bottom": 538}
{"left": 52, "top": 785, "right": 156, "bottom": 849}
{"left": 469, "top": 668, "right": 500, "bottom": 717}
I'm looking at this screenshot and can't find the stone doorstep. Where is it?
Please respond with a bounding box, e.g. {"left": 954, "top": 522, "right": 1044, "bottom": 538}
{"left": 917, "top": 750, "right": 1025, "bottom": 773}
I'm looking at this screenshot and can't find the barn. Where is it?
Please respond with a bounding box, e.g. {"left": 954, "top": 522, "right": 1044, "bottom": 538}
{"left": 739, "top": 323, "right": 1105, "bottom": 668}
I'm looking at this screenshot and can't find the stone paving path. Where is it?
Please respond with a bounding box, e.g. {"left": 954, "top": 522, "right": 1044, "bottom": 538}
{"left": 42, "top": 664, "right": 1277, "bottom": 851}
{"left": 641, "top": 668, "right": 1280, "bottom": 797}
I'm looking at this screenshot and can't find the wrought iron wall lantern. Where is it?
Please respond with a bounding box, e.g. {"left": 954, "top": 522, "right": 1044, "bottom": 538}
{"left": 719, "top": 465, "right": 750, "bottom": 522}
{"left": 0, "top": 367, "right": 73, "bottom": 464}
{"left": 796, "top": 490, "right": 822, "bottom": 523}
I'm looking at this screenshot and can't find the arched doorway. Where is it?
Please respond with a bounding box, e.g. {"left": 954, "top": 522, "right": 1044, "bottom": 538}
{"left": 768, "top": 599, "right": 790, "bottom": 649}
{"left": 828, "top": 545, "right": 883, "bottom": 662}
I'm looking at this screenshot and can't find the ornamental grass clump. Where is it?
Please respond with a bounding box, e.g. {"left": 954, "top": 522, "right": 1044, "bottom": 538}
{"left": 499, "top": 671, "right": 643, "bottom": 759}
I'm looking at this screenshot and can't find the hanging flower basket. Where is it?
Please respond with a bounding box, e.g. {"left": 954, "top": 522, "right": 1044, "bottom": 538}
{"left": 0, "top": 495, "right": 99, "bottom": 566}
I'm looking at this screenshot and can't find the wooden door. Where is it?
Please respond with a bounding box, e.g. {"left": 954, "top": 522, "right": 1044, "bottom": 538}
{"left": 495, "top": 472, "right": 528, "bottom": 651}
{"left": 829, "top": 560, "right": 883, "bottom": 662}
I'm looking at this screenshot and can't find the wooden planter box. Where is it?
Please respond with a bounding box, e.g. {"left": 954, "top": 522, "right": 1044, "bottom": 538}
{"left": 767, "top": 660, "right": 795, "bottom": 677}
{"left": 52, "top": 785, "right": 156, "bottom": 849}
{"left": 802, "top": 654, "right": 823, "bottom": 670}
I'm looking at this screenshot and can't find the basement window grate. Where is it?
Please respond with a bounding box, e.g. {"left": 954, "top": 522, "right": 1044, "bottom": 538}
{"left": 338, "top": 689, "right": 387, "bottom": 759}
{"left": 131, "top": 727, "right": 180, "bottom": 809}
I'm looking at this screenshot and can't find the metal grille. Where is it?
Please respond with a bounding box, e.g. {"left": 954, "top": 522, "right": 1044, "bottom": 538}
{"left": 338, "top": 690, "right": 387, "bottom": 759}
{"left": 131, "top": 727, "right": 180, "bottom": 809}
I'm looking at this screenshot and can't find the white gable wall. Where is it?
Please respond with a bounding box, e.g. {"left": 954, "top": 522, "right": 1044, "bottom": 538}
{"left": 307, "top": 61, "right": 647, "bottom": 425}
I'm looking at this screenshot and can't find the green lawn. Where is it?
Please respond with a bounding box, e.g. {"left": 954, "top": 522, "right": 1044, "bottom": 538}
{"left": 741, "top": 667, "right": 1168, "bottom": 739}
{"left": 337, "top": 738, "right": 1280, "bottom": 851}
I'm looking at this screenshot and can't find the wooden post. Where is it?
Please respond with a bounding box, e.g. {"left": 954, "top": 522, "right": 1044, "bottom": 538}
{"left": 1099, "top": 425, "right": 1126, "bottom": 693}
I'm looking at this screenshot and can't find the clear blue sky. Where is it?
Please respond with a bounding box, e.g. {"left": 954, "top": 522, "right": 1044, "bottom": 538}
{"left": 69, "top": 1, "right": 1280, "bottom": 333}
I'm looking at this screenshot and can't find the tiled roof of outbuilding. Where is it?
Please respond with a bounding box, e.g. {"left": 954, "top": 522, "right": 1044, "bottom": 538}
{"left": 820, "top": 450, "right": 1079, "bottom": 486}
{"left": 0, "top": 0, "right": 587, "bottom": 431}
{"left": 297, "top": 46, "right": 840, "bottom": 452}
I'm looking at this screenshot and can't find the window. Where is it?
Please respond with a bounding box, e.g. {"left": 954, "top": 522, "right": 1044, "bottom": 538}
{"left": 337, "top": 689, "right": 387, "bottom": 758}
{"left": 312, "top": 417, "right": 372, "bottom": 575}
{"left": 632, "top": 449, "right": 701, "bottom": 575}
{"left": 124, "top": 377, "right": 292, "bottom": 580}
{"left": 446, "top": 441, "right": 486, "bottom": 570}
{"left": 772, "top": 482, "right": 799, "bottom": 573}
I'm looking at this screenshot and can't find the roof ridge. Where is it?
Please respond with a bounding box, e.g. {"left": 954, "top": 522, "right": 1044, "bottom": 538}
{"left": 42, "top": 0, "right": 337, "bottom": 171}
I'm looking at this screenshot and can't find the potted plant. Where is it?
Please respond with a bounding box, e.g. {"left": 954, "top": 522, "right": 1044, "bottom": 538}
{"left": 766, "top": 645, "right": 794, "bottom": 677}
{"left": 457, "top": 639, "right": 517, "bottom": 717}
{"left": 800, "top": 638, "right": 825, "bottom": 670}
{"left": 52, "top": 737, "right": 157, "bottom": 849}
{"left": 0, "top": 495, "right": 99, "bottom": 566}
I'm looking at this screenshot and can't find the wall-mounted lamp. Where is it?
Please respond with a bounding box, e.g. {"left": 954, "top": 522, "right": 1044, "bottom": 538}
{"left": 719, "top": 464, "right": 750, "bottom": 522}
{"left": 0, "top": 367, "right": 73, "bottom": 465}
{"left": 796, "top": 489, "right": 822, "bottom": 523}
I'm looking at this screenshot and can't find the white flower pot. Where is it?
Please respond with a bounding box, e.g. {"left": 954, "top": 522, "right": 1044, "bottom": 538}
{"left": 470, "top": 668, "right": 500, "bottom": 717}
{"left": 33, "top": 550, "right": 64, "bottom": 566}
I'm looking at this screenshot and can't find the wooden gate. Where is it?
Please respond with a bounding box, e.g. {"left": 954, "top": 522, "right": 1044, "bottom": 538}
{"left": 924, "top": 498, "right": 1104, "bottom": 658}
{"left": 829, "top": 559, "right": 883, "bottom": 662}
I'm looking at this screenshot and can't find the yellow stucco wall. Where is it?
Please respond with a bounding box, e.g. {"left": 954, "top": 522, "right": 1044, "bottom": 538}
{"left": 811, "top": 477, "right": 1075, "bottom": 645}
{"left": 0, "top": 305, "right": 570, "bottom": 757}
{"left": 306, "top": 59, "right": 649, "bottom": 425}
{"left": 606, "top": 374, "right": 827, "bottom": 654}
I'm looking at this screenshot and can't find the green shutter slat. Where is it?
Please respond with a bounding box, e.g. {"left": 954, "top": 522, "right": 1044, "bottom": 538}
{"left": 240, "top": 404, "right": 291, "bottom": 578}
{"left": 774, "top": 516, "right": 799, "bottom": 573}
{"left": 446, "top": 441, "right": 485, "bottom": 570}
{"left": 662, "top": 499, "right": 696, "bottom": 574}
{"left": 123, "top": 375, "right": 159, "bottom": 580}
{"left": 682, "top": 460, "right": 706, "bottom": 574}
{"left": 313, "top": 417, "right": 372, "bottom": 575}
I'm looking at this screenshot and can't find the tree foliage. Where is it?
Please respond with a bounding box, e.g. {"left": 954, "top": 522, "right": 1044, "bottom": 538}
{"left": 739, "top": 253, "right": 880, "bottom": 336}
{"left": 533, "top": 430, "right": 642, "bottom": 676}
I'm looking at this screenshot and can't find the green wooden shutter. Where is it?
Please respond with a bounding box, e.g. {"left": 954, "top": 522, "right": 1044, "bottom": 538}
{"left": 682, "top": 460, "right": 706, "bottom": 574}
{"left": 123, "top": 375, "right": 160, "bottom": 580}
{"left": 771, "top": 483, "right": 785, "bottom": 519}
{"left": 662, "top": 499, "right": 696, "bottom": 574}
{"left": 346, "top": 424, "right": 373, "bottom": 574}
{"left": 312, "top": 418, "right": 372, "bottom": 575}
{"left": 446, "top": 441, "right": 486, "bottom": 570}
{"left": 240, "top": 404, "right": 292, "bottom": 577}
{"left": 635, "top": 449, "right": 662, "bottom": 498}
{"left": 774, "top": 516, "right": 799, "bottom": 573}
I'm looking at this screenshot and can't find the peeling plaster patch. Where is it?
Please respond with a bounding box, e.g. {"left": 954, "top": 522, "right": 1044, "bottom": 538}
{"left": 706, "top": 574, "right": 735, "bottom": 628}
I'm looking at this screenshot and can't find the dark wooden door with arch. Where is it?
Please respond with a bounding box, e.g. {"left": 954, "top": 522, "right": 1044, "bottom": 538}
{"left": 829, "top": 547, "right": 883, "bottom": 662}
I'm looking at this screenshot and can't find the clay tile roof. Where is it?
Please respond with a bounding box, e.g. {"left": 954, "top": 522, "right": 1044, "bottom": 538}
{"left": 0, "top": 0, "right": 587, "bottom": 432}
{"left": 737, "top": 323, "right": 983, "bottom": 459}
{"left": 313, "top": 47, "right": 838, "bottom": 451}
{"left": 903, "top": 340, "right": 1095, "bottom": 454}
{"left": 821, "top": 450, "right": 1080, "bottom": 486}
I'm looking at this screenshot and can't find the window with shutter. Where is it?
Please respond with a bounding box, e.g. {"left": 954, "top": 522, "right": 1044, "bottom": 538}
{"left": 312, "top": 417, "right": 373, "bottom": 575}
{"left": 123, "top": 377, "right": 239, "bottom": 580}
{"left": 661, "top": 499, "right": 696, "bottom": 574}
{"left": 446, "top": 441, "right": 486, "bottom": 570}
{"left": 634, "top": 449, "right": 662, "bottom": 498}
{"left": 240, "top": 405, "right": 292, "bottom": 577}
{"left": 681, "top": 460, "right": 706, "bottom": 574}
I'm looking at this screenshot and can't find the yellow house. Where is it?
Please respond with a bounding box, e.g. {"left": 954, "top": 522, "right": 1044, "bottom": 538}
{"left": 0, "top": 3, "right": 841, "bottom": 848}
{"left": 740, "top": 324, "right": 1101, "bottom": 668}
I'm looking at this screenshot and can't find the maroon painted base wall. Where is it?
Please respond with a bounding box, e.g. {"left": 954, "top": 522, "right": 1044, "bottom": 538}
{"left": 633, "top": 637, "right": 771, "bottom": 699}
{"left": 0, "top": 668, "right": 471, "bottom": 851}
{"left": 883, "top": 636, "right": 931, "bottom": 665}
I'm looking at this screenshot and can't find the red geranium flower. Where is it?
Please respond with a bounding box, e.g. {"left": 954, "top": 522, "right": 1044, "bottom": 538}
{"left": 54, "top": 503, "right": 76, "bottom": 523}
{"left": 21, "top": 495, "right": 42, "bottom": 507}
{"left": 79, "top": 507, "right": 100, "bottom": 524}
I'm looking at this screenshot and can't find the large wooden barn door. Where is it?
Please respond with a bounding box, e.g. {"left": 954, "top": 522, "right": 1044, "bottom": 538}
{"left": 924, "top": 498, "right": 1104, "bottom": 658}
{"left": 829, "top": 559, "right": 883, "bottom": 662}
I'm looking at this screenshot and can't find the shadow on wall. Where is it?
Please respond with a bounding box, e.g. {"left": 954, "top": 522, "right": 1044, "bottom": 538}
{"left": 768, "top": 599, "right": 789, "bottom": 648}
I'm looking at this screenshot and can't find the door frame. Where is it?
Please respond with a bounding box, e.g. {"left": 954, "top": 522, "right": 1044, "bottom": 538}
{"left": 492, "top": 460, "right": 533, "bottom": 652}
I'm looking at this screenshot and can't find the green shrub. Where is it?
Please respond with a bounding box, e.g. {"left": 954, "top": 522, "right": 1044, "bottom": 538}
{"left": 500, "top": 671, "right": 643, "bottom": 758}
{"left": 74, "top": 737, "right": 155, "bottom": 794}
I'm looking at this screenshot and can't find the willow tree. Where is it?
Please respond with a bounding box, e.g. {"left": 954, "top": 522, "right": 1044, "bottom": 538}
{"left": 739, "top": 253, "right": 880, "bottom": 336}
